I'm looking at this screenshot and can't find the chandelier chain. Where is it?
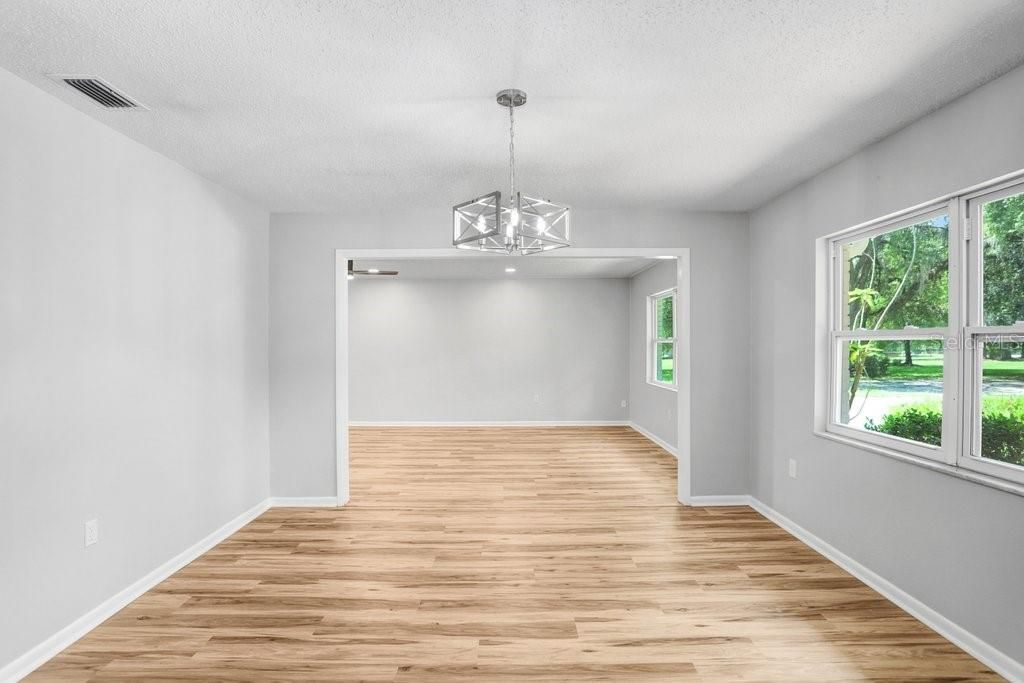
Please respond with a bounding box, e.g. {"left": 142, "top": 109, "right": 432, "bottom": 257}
{"left": 508, "top": 102, "right": 515, "bottom": 201}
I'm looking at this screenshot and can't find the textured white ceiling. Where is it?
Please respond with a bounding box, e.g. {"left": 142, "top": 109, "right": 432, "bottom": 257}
{"left": 351, "top": 256, "right": 660, "bottom": 280}
{"left": 2, "top": 1, "right": 1024, "bottom": 212}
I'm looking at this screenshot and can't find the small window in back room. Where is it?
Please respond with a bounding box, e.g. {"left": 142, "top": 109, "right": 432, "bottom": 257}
{"left": 648, "top": 288, "right": 676, "bottom": 388}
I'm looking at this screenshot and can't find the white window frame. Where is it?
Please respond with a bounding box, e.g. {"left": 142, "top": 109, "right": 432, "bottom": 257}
{"left": 826, "top": 202, "right": 959, "bottom": 465}
{"left": 647, "top": 287, "right": 677, "bottom": 390}
{"left": 959, "top": 179, "right": 1024, "bottom": 485}
{"left": 819, "top": 171, "right": 1024, "bottom": 490}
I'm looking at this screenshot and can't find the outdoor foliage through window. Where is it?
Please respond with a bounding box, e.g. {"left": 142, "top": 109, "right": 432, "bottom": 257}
{"left": 839, "top": 339, "right": 943, "bottom": 446}
{"left": 651, "top": 292, "right": 675, "bottom": 386}
{"left": 978, "top": 340, "right": 1024, "bottom": 467}
{"left": 839, "top": 216, "right": 949, "bottom": 448}
{"left": 843, "top": 215, "right": 949, "bottom": 331}
{"left": 983, "top": 192, "right": 1024, "bottom": 326}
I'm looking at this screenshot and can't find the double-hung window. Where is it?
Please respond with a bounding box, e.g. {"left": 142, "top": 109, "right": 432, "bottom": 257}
{"left": 648, "top": 288, "right": 676, "bottom": 389}
{"left": 824, "top": 175, "right": 1024, "bottom": 487}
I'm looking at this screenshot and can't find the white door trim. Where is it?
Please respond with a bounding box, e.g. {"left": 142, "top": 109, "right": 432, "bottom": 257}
{"left": 335, "top": 247, "right": 693, "bottom": 505}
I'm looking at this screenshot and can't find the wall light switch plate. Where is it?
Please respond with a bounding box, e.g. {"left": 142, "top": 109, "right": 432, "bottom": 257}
{"left": 85, "top": 519, "right": 99, "bottom": 547}
{"left": 788, "top": 459, "right": 797, "bottom": 479}
{"left": 620, "top": 400, "right": 627, "bottom": 408}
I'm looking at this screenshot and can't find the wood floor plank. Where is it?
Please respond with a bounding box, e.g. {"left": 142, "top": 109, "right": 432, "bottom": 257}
{"left": 28, "top": 427, "right": 998, "bottom": 681}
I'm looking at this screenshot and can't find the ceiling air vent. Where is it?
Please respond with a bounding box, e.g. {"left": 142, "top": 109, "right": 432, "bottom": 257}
{"left": 50, "top": 75, "right": 147, "bottom": 109}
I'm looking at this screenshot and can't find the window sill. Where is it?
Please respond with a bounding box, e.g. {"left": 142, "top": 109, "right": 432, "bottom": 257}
{"left": 647, "top": 380, "right": 678, "bottom": 392}
{"left": 813, "top": 429, "right": 1024, "bottom": 499}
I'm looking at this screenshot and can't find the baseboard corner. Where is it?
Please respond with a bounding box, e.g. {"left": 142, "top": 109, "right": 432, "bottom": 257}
{"left": 627, "top": 421, "right": 678, "bottom": 457}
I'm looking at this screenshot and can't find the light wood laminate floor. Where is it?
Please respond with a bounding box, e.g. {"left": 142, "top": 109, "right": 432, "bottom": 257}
{"left": 32, "top": 427, "right": 996, "bottom": 681}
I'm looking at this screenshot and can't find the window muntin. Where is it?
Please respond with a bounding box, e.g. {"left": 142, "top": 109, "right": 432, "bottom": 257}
{"left": 648, "top": 289, "right": 676, "bottom": 388}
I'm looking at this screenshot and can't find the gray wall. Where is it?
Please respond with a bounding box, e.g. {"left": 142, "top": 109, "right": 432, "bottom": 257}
{"left": 628, "top": 261, "right": 678, "bottom": 448}
{"left": 270, "top": 209, "right": 749, "bottom": 498}
{"left": 749, "top": 63, "right": 1024, "bottom": 663}
{"left": 0, "top": 67, "right": 270, "bottom": 668}
{"left": 349, "top": 278, "right": 629, "bottom": 423}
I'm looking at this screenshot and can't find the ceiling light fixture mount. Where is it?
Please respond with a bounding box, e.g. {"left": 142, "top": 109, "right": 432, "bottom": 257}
{"left": 453, "top": 89, "right": 571, "bottom": 255}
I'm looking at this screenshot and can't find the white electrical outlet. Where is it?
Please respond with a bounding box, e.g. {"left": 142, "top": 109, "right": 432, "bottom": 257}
{"left": 84, "top": 519, "right": 99, "bottom": 547}
{"left": 788, "top": 459, "right": 798, "bottom": 479}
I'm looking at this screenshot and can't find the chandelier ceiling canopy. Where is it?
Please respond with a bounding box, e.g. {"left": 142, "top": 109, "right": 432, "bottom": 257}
{"left": 453, "top": 89, "right": 571, "bottom": 255}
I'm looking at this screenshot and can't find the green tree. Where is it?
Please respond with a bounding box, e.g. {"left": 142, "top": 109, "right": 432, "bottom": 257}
{"left": 982, "top": 194, "right": 1024, "bottom": 327}
{"left": 844, "top": 217, "right": 948, "bottom": 408}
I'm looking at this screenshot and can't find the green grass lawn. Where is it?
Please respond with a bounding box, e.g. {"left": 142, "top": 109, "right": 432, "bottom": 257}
{"left": 886, "top": 355, "right": 1024, "bottom": 379}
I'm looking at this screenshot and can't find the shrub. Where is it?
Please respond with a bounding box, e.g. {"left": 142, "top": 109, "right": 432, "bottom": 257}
{"left": 865, "top": 404, "right": 941, "bottom": 446}
{"left": 866, "top": 396, "right": 1024, "bottom": 466}
{"left": 863, "top": 352, "right": 891, "bottom": 379}
{"left": 849, "top": 345, "right": 891, "bottom": 379}
{"left": 981, "top": 397, "right": 1024, "bottom": 467}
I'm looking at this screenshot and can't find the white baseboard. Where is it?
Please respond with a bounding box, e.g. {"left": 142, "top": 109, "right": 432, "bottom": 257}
{"left": 268, "top": 496, "right": 339, "bottom": 507}
{"left": 348, "top": 420, "right": 630, "bottom": 427}
{"left": 0, "top": 498, "right": 271, "bottom": 682}
{"left": 747, "top": 497, "right": 1023, "bottom": 681}
{"left": 627, "top": 421, "right": 677, "bottom": 457}
{"left": 687, "top": 494, "right": 752, "bottom": 507}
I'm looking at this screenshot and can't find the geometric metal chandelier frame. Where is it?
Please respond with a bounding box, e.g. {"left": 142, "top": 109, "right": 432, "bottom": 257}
{"left": 453, "top": 89, "right": 571, "bottom": 255}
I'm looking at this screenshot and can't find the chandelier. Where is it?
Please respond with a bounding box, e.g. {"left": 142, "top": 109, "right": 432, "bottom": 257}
{"left": 453, "top": 89, "right": 571, "bottom": 255}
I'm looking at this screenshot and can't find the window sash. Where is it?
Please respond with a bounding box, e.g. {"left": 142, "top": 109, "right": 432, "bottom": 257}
{"left": 963, "top": 180, "right": 1024, "bottom": 329}
{"left": 831, "top": 204, "right": 951, "bottom": 333}
{"left": 959, "top": 333, "right": 1024, "bottom": 484}
{"left": 826, "top": 200, "right": 959, "bottom": 465}
{"left": 651, "top": 341, "right": 676, "bottom": 385}
{"left": 957, "top": 179, "right": 1024, "bottom": 484}
{"left": 827, "top": 336, "right": 954, "bottom": 464}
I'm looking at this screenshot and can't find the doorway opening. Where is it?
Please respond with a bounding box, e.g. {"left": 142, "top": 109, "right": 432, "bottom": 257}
{"left": 336, "top": 248, "right": 691, "bottom": 504}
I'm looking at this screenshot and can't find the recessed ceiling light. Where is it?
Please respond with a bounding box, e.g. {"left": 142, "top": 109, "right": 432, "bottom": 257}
{"left": 347, "top": 274, "right": 355, "bottom": 281}
{"left": 367, "top": 268, "right": 380, "bottom": 274}
{"left": 505, "top": 267, "right": 517, "bottom": 273}
{"left": 655, "top": 255, "right": 675, "bottom": 259}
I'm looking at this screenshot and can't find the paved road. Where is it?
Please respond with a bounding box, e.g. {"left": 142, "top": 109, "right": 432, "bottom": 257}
{"left": 848, "top": 377, "right": 1024, "bottom": 428}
